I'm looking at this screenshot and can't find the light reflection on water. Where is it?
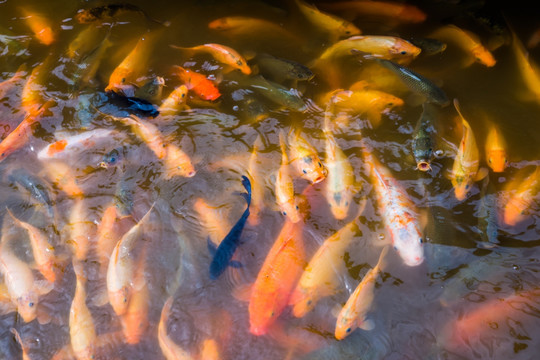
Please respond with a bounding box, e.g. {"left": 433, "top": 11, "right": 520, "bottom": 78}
{"left": 0, "top": 0, "right": 540, "bottom": 359}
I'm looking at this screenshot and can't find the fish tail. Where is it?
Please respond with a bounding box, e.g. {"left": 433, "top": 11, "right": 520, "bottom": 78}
{"left": 375, "top": 245, "right": 390, "bottom": 273}
{"left": 241, "top": 175, "right": 252, "bottom": 207}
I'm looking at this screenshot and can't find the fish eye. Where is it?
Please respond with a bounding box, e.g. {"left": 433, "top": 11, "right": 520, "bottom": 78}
{"left": 346, "top": 327, "right": 352, "bottom": 333}
{"left": 295, "top": 205, "right": 299, "bottom": 210}
{"left": 419, "top": 238, "right": 423, "bottom": 244}
{"left": 270, "top": 311, "right": 275, "bottom": 317}
{"left": 465, "top": 184, "right": 470, "bottom": 190}
{"left": 307, "top": 300, "right": 312, "bottom": 305}
{"left": 394, "top": 246, "right": 398, "bottom": 250}
{"left": 344, "top": 201, "right": 349, "bottom": 206}
{"left": 28, "top": 302, "right": 34, "bottom": 307}
{"left": 302, "top": 169, "right": 307, "bottom": 174}
{"left": 488, "top": 159, "right": 492, "bottom": 163}
{"left": 282, "top": 211, "right": 287, "bottom": 216}
{"left": 318, "top": 162, "right": 322, "bottom": 167}
{"left": 401, "top": 51, "right": 407, "bottom": 55}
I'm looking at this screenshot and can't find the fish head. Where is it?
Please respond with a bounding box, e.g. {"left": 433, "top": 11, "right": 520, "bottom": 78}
{"left": 296, "top": 156, "right": 327, "bottom": 184}
{"left": 452, "top": 174, "right": 473, "bottom": 201}
{"left": 399, "top": 6, "right": 427, "bottom": 23}
{"left": 391, "top": 40, "right": 422, "bottom": 59}
{"left": 249, "top": 305, "right": 278, "bottom": 336}
{"left": 105, "top": 68, "right": 133, "bottom": 94}
{"left": 16, "top": 292, "right": 39, "bottom": 322}
{"left": 338, "top": 22, "right": 362, "bottom": 38}
{"left": 503, "top": 196, "right": 528, "bottom": 226}
{"left": 208, "top": 17, "right": 233, "bottom": 30}
{"left": 334, "top": 311, "right": 357, "bottom": 340}
{"left": 290, "top": 287, "right": 316, "bottom": 318}
{"left": 487, "top": 149, "right": 507, "bottom": 172}
{"left": 394, "top": 221, "right": 424, "bottom": 266}
{"left": 109, "top": 287, "right": 131, "bottom": 316}
{"left": 280, "top": 201, "right": 301, "bottom": 223}
{"left": 471, "top": 45, "right": 496, "bottom": 67}
{"left": 328, "top": 191, "right": 351, "bottom": 220}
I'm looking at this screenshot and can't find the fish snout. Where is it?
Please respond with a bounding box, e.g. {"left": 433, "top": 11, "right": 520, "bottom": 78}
{"left": 416, "top": 161, "right": 432, "bottom": 172}
{"left": 249, "top": 324, "right": 267, "bottom": 336}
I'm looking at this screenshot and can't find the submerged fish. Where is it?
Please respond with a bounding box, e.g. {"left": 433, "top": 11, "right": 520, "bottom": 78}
{"left": 158, "top": 85, "right": 189, "bottom": 115}
{"left": 70, "top": 34, "right": 114, "bottom": 94}
{"left": 19, "top": 7, "right": 55, "bottom": 45}
{"left": 209, "top": 176, "right": 251, "bottom": 279}
{"left": 8, "top": 168, "right": 55, "bottom": 218}
{"left": 134, "top": 76, "right": 165, "bottom": 103}
{"left": 106, "top": 90, "right": 160, "bottom": 118}
{"left": 502, "top": 166, "right": 540, "bottom": 227}
{"left": 412, "top": 102, "right": 438, "bottom": 171}
{"left": 75, "top": 3, "right": 169, "bottom": 27}
{"left": 477, "top": 177, "right": 499, "bottom": 246}
{"left": 335, "top": 245, "right": 389, "bottom": 340}
{"left": 510, "top": 26, "right": 540, "bottom": 103}
{"left": 69, "top": 268, "right": 97, "bottom": 360}
{"left": 317, "top": 0, "right": 426, "bottom": 24}
{"left": 484, "top": 120, "right": 507, "bottom": 172}
{"left": 255, "top": 53, "right": 314, "bottom": 83}
{"left": 276, "top": 132, "right": 301, "bottom": 223}
{"left": 171, "top": 43, "right": 251, "bottom": 75}
{"left": 158, "top": 297, "right": 193, "bottom": 360}
{"left": 288, "top": 130, "right": 327, "bottom": 183}
{"left": 371, "top": 58, "right": 450, "bottom": 106}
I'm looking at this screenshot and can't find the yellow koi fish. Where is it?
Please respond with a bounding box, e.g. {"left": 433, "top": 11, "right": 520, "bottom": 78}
{"left": 163, "top": 143, "right": 196, "bottom": 179}
{"left": 484, "top": 121, "right": 507, "bottom": 173}
{"left": 19, "top": 8, "right": 55, "bottom": 45}
{"left": 450, "top": 99, "right": 487, "bottom": 201}
{"left": 159, "top": 85, "right": 189, "bottom": 116}
{"left": 288, "top": 129, "right": 327, "bottom": 184}
{"left": 66, "top": 199, "right": 95, "bottom": 261}
{"left": 335, "top": 245, "right": 389, "bottom": 340}
{"left": 96, "top": 205, "right": 120, "bottom": 282}
{"left": 293, "top": 0, "right": 361, "bottom": 40}
{"left": 69, "top": 266, "right": 96, "bottom": 360}
{"left": 107, "top": 204, "right": 153, "bottom": 316}
{"left": 41, "top": 160, "right": 84, "bottom": 198}
{"left": 430, "top": 24, "right": 496, "bottom": 67}
{"left": 171, "top": 43, "right": 251, "bottom": 74}
{"left": 289, "top": 218, "right": 360, "bottom": 318}
{"left": 158, "top": 297, "right": 194, "bottom": 360}
{"left": 248, "top": 135, "right": 266, "bottom": 225}
{"left": 66, "top": 25, "right": 107, "bottom": 60}
{"left": 503, "top": 166, "right": 540, "bottom": 226}
{"left": 511, "top": 27, "right": 540, "bottom": 103}
{"left": 318, "top": 1, "right": 426, "bottom": 24}
{"left": 115, "top": 115, "right": 167, "bottom": 159}
{"left": 276, "top": 131, "right": 301, "bottom": 223}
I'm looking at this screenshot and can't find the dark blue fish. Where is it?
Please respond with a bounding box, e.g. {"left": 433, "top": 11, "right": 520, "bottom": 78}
{"left": 209, "top": 175, "right": 251, "bottom": 280}
{"left": 105, "top": 91, "right": 159, "bottom": 118}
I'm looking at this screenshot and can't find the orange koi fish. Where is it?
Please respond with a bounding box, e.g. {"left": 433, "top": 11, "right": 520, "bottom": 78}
{"left": 430, "top": 24, "right": 496, "bottom": 67}
{"left": 200, "top": 339, "right": 220, "bottom": 360}
{"left": 21, "top": 62, "right": 47, "bottom": 115}
{"left": 502, "top": 166, "right": 540, "bottom": 226}
{"left": 450, "top": 99, "right": 486, "bottom": 201}
{"left": 0, "top": 65, "right": 27, "bottom": 99}
{"left": 172, "top": 66, "right": 221, "bottom": 101}
{"left": 360, "top": 144, "right": 424, "bottom": 266}
{"left": 293, "top": 0, "right": 361, "bottom": 40}
{"left": 66, "top": 25, "right": 107, "bottom": 60}
{"left": 0, "top": 99, "right": 54, "bottom": 164}
{"left": 323, "top": 110, "right": 357, "bottom": 219}
{"left": 70, "top": 265, "right": 96, "bottom": 360}
{"left": 171, "top": 43, "right": 251, "bottom": 74}
{"left": 19, "top": 8, "right": 55, "bottom": 45}
{"left": 159, "top": 85, "right": 189, "bottom": 115}
{"left": 0, "top": 225, "right": 53, "bottom": 323}
{"left": 115, "top": 115, "right": 167, "bottom": 159}
{"left": 318, "top": 0, "right": 426, "bottom": 24}
{"left": 276, "top": 131, "right": 301, "bottom": 223}
{"left": 247, "top": 135, "right": 266, "bottom": 225}
{"left": 107, "top": 204, "right": 153, "bottom": 316}
{"left": 511, "top": 27, "right": 540, "bottom": 103}
{"left": 335, "top": 245, "right": 388, "bottom": 340}
{"left": 66, "top": 199, "right": 95, "bottom": 261}
{"left": 163, "top": 143, "right": 196, "bottom": 179}
{"left": 484, "top": 121, "right": 507, "bottom": 173}
{"left": 249, "top": 217, "right": 305, "bottom": 335}
{"left": 288, "top": 130, "right": 327, "bottom": 184}
{"left": 7, "top": 209, "right": 60, "bottom": 283}
{"left": 41, "top": 160, "right": 84, "bottom": 198}
{"left": 290, "top": 218, "right": 359, "bottom": 318}
{"left": 158, "top": 297, "right": 194, "bottom": 360}
{"left": 105, "top": 32, "right": 160, "bottom": 94}
{"left": 96, "top": 205, "right": 120, "bottom": 281}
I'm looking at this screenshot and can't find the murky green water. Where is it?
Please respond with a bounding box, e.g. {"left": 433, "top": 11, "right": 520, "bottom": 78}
{"left": 1, "top": 0, "right": 540, "bottom": 359}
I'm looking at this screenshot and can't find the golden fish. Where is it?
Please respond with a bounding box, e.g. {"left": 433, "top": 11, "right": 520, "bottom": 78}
{"left": 115, "top": 115, "right": 167, "bottom": 159}
{"left": 318, "top": 1, "right": 426, "bottom": 24}
{"left": 163, "top": 143, "right": 196, "bottom": 179}
{"left": 69, "top": 267, "right": 96, "bottom": 360}
{"left": 335, "top": 245, "right": 389, "bottom": 340}
{"left": 276, "top": 131, "right": 301, "bottom": 223}
{"left": 66, "top": 199, "right": 95, "bottom": 261}
{"left": 66, "top": 25, "right": 107, "bottom": 60}
{"left": 502, "top": 166, "right": 540, "bottom": 226}
{"left": 288, "top": 129, "right": 327, "bottom": 184}
{"left": 484, "top": 121, "right": 507, "bottom": 173}
{"left": 171, "top": 43, "right": 251, "bottom": 74}
{"left": 41, "top": 160, "right": 84, "bottom": 198}
{"left": 19, "top": 8, "right": 55, "bottom": 45}
{"left": 158, "top": 297, "right": 194, "bottom": 360}
{"left": 511, "top": 27, "right": 540, "bottom": 103}
{"left": 159, "top": 85, "right": 189, "bottom": 115}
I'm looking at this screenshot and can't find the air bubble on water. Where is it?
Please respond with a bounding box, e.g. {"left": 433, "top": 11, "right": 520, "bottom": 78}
{"left": 513, "top": 264, "right": 520, "bottom": 270}
{"left": 232, "top": 106, "right": 239, "bottom": 111}
{"left": 378, "top": 234, "right": 385, "bottom": 241}
{"left": 435, "top": 149, "right": 444, "bottom": 157}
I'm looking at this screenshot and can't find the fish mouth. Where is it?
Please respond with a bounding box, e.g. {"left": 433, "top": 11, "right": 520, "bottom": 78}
{"left": 416, "top": 161, "right": 432, "bottom": 172}
{"left": 404, "top": 256, "right": 424, "bottom": 267}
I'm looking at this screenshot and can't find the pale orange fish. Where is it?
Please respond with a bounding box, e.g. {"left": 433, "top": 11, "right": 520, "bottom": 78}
{"left": 527, "top": 28, "right": 540, "bottom": 49}
{"left": 249, "top": 217, "right": 305, "bottom": 336}
{"left": 335, "top": 245, "right": 389, "bottom": 340}
{"left": 430, "top": 24, "right": 496, "bottom": 67}
{"left": 171, "top": 43, "right": 251, "bottom": 74}
{"left": 158, "top": 297, "right": 194, "bottom": 360}
{"left": 276, "top": 131, "right": 301, "bottom": 223}
{"left": 70, "top": 265, "right": 96, "bottom": 360}
{"left": 96, "top": 205, "right": 120, "bottom": 280}
{"left": 247, "top": 135, "right": 266, "bottom": 226}
{"left": 107, "top": 204, "right": 153, "bottom": 316}
{"left": 66, "top": 199, "right": 95, "bottom": 261}
{"left": 66, "top": 25, "right": 107, "bottom": 60}
{"left": 105, "top": 32, "right": 160, "bottom": 94}
{"left": 293, "top": 0, "right": 361, "bottom": 40}
{"left": 21, "top": 61, "right": 49, "bottom": 115}
{"left": 323, "top": 110, "right": 357, "bottom": 219}
{"left": 163, "top": 143, "right": 196, "bottom": 179}
{"left": 0, "top": 65, "right": 27, "bottom": 100}
{"left": 7, "top": 209, "right": 60, "bottom": 283}
{"left": 193, "top": 197, "right": 232, "bottom": 246}
{"left": 290, "top": 218, "right": 359, "bottom": 318}
{"left": 511, "top": 27, "right": 540, "bottom": 103}
{"left": 172, "top": 66, "right": 221, "bottom": 101}
{"left": 11, "top": 328, "right": 31, "bottom": 360}
{"left": 0, "top": 225, "right": 53, "bottom": 323}
{"left": 120, "top": 247, "right": 149, "bottom": 345}
{"left": 158, "top": 85, "right": 189, "bottom": 116}
{"left": 450, "top": 99, "right": 487, "bottom": 201}
{"left": 288, "top": 130, "right": 327, "bottom": 184}
{"left": 484, "top": 121, "right": 507, "bottom": 173}
{"left": 318, "top": 1, "right": 426, "bottom": 24}
{"left": 502, "top": 166, "right": 540, "bottom": 226}
{"left": 208, "top": 16, "right": 301, "bottom": 43}
{"left": 199, "top": 339, "right": 220, "bottom": 360}
{"left": 0, "top": 283, "right": 17, "bottom": 315}
{"left": 115, "top": 115, "right": 167, "bottom": 159}
{"left": 41, "top": 160, "right": 84, "bottom": 198}
{"left": 19, "top": 8, "right": 55, "bottom": 45}
{"left": 0, "top": 99, "right": 54, "bottom": 164}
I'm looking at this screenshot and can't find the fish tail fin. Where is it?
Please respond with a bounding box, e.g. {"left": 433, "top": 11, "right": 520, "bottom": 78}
{"left": 241, "top": 175, "right": 252, "bottom": 207}
{"left": 279, "top": 130, "right": 289, "bottom": 164}
{"left": 375, "top": 245, "right": 390, "bottom": 274}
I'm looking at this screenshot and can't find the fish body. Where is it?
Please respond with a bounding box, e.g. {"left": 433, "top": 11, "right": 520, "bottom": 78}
{"left": 67, "top": 199, "right": 95, "bottom": 261}
{"left": 511, "top": 28, "right": 540, "bottom": 103}
{"left": 172, "top": 66, "right": 221, "bottom": 101}
{"left": 430, "top": 24, "right": 496, "bottom": 67}
{"left": 373, "top": 58, "right": 449, "bottom": 106}
{"left": 290, "top": 219, "right": 359, "bottom": 318}
{"left": 163, "top": 143, "right": 196, "bottom": 178}
{"left": 69, "top": 273, "right": 96, "bottom": 360}
{"left": 115, "top": 115, "right": 166, "bottom": 159}
{"left": 249, "top": 218, "right": 304, "bottom": 335}
{"left": 276, "top": 132, "right": 300, "bottom": 223}
{"left": 255, "top": 53, "right": 314, "bottom": 83}
{"left": 360, "top": 146, "right": 424, "bottom": 266}
{"left": 247, "top": 135, "right": 265, "bottom": 225}
{"left": 408, "top": 37, "right": 447, "bottom": 56}
{"left": 293, "top": 0, "right": 361, "bottom": 40}
{"left": 288, "top": 130, "right": 327, "bottom": 184}
{"left": 19, "top": 8, "right": 54, "bottom": 45}
{"left": 412, "top": 102, "right": 437, "bottom": 171}
{"left": 484, "top": 121, "right": 507, "bottom": 172}
{"left": 451, "top": 99, "right": 482, "bottom": 201}
{"left": 134, "top": 76, "right": 165, "bottom": 103}
{"left": 120, "top": 252, "right": 149, "bottom": 344}
{"left": 96, "top": 205, "right": 119, "bottom": 280}
{"left": 159, "top": 85, "right": 188, "bottom": 115}
{"left": 208, "top": 16, "right": 298, "bottom": 42}
{"left": 502, "top": 166, "right": 540, "bottom": 226}
{"left": 67, "top": 25, "right": 106, "bottom": 60}
{"left": 171, "top": 43, "right": 251, "bottom": 74}
{"left": 158, "top": 297, "right": 193, "bottom": 360}
{"left": 71, "top": 35, "right": 114, "bottom": 92}
{"left": 41, "top": 160, "right": 83, "bottom": 198}
{"left": 107, "top": 204, "right": 153, "bottom": 315}
{"left": 478, "top": 177, "right": 499, "bottom": 246}
{"left": 21, "top": 61, "right": 49, "bottom": 115}
{"left": 335, "top": 246, "right": 388, "bottom": 340}
{"left": 317, "top": 1, "right": 426, "bottom": 24}
{"left": 209, "top": 176, "right": 251, "bottom": 279}
{"left": 8, "top": 168, "right": 54, "bottom": 218}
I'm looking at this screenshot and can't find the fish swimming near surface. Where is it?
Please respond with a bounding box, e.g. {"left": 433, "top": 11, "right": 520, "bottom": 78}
{"left": 134, "top": 76, "right": 165, "bottom": 103}
{"left": 171, "top": 43, "right": 251, "bottom": 75}
{"left": 477, "top": 176, "right": 499, "bottom": 247}
{"left": 412, "top": 102, "right": 438, "bottom": 171}
{"left": 75, "top": 3, "right": 170, "bottom": 27}
{"left": 288, "top": 129, "right": 327, "bottom": 183}
{"left": 209, "top": 176, "right": 251, "bottom": 280}
{"left": 254, "top": 53, "right": 314, "bottom": 83}
{"left": 317, "top": 0, "right": 427, "bottom": 24}
{"left": 276, "top": 131, "right": 301, "bottom": 223}
{"left": 502, "top": 166, "right": 540, "bottom": 227}
{"left": 172, "top": 66, "right": 221, "bottom": 101}
{"left": 484, "top": 120, "right": 507, "bottom": 173}
{"left": 7, "top": 168, "right": 55, "bottom": 218}
{"left": 105, "top": 91, "right": 160, "bottom": 118}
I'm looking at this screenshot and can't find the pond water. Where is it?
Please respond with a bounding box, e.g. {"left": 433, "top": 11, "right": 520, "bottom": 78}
{"left": 1, "top": 0, "right": 540, "bottom": 359}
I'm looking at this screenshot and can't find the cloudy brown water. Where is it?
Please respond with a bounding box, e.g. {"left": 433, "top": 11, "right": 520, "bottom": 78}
{"left": 1, "top": 0, "right": 540, "bottom": 359}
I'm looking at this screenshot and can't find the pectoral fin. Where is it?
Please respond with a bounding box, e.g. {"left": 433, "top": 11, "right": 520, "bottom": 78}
{"left": 358, "top": 318, "right": 375, "bottom": 331}
{"left": 475, "top": 167, "right": 489, "bottom": 181}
